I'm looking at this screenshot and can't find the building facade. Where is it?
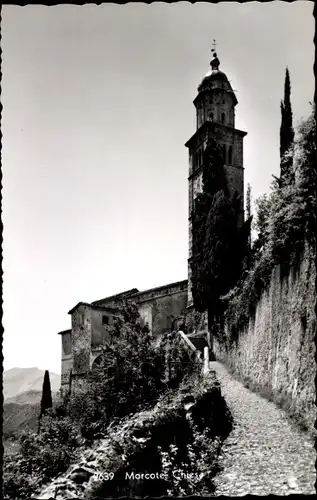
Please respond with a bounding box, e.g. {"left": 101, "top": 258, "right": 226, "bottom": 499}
{"left": 58, "top": 280, "right": 188, "bottom": 394}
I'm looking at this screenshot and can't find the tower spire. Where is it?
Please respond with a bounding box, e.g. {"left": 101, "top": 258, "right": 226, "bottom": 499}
{"left": 210, "top": 39, "right": 220, "bottom": 71}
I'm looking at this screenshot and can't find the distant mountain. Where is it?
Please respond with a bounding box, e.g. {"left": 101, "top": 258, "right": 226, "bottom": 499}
{"left": 4, "top": 367, "right": 60, "bottom": 401}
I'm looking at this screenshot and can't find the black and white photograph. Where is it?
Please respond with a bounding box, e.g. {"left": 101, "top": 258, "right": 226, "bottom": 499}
{"left": 2, "top": 2, "right": 316, "bottom": 499}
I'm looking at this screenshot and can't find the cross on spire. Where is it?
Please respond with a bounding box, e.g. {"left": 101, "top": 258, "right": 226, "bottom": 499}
{"left": 210, "top": 39, "right": 220, "bottom": 71}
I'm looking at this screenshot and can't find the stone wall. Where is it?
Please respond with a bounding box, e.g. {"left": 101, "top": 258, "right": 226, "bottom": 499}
{"left": 213, "top": 245, "right": 316, "bottom": 431}
{"left": 71, "top": 305, "right": 92, "bottom": 392}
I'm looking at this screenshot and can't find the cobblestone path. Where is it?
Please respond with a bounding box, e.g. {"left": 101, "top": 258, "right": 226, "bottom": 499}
{"left": 211, "top": 361, "right": 316, "bottom": 496}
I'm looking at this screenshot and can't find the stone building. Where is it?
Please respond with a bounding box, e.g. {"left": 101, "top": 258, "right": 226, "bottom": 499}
{"left": 58, "top": 48, "right": 246, "bottom": 394}
{"left": 186, "top": 51, "right": 247, "bottom": 309}
{"left": 58, "top": 280, "right": 188, "bottom": 394}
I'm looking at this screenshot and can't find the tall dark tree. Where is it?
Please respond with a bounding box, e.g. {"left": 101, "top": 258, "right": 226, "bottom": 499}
{"left": 191, "top": 138, "right": 251, "bottom": 330}
{"left": 280, "top": 67, "right": 294, "bottom": 181}
{"left": 38, "top": 370, "right": 53, "bottom": 432}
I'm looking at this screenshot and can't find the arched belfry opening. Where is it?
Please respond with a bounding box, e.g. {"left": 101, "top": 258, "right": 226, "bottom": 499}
{"left": 91, "top": 354, "right": 103, "bottom": 371}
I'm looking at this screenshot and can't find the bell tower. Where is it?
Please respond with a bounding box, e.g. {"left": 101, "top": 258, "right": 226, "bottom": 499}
{"left": 186, "top": 46, "right": 247, "bottom": 308}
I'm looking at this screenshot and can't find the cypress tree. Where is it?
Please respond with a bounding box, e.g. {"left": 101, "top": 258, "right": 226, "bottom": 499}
{"left": 38, "top": 370, "right": 53, "bottom": 432}
{"left": 280, "top": 67, "right": 294, "bottom": 180}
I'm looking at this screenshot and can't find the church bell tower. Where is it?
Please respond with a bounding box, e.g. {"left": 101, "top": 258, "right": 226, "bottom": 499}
{"left": 186, "top": 46, "right": 247, "bottom": 309}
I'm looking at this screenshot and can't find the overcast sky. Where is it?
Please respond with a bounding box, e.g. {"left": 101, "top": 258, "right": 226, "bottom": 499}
{"left": 2, "top": 2, "right": 314, "bottom": 374}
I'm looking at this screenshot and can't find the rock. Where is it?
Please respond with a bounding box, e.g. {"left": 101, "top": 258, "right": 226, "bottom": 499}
{"left": 69, "top": 466, "right": 94, "bottom": 484}
{"left": 287, "top": 476, "right": 299, "bottom": 489}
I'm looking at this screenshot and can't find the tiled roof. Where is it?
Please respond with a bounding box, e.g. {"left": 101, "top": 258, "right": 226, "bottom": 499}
{"left": 91, "top": 288, "right": 139, "bottom": 306}
{"left": 57, "top": 329, "right": 71, "bottom": 335}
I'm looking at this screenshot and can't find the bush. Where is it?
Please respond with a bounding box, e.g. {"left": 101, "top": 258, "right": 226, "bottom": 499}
{"left": 3, "top": 412, "right": 81, "bottom": 500}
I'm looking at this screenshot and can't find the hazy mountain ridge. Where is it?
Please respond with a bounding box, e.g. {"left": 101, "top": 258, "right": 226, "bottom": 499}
{"left": 4, "top": 367, "right": 60, "bottom": 401}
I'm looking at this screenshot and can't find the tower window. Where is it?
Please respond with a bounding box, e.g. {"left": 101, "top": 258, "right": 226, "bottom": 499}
{"left": 221, "top": 113, "right": 225, "bottom": 124}
{"left": 222, "top": 144, "right": 226, "bottom": 164}
{"left": 102, "top": 315, "right": 109, "bottom": 325}
{"left": 228, "top": 146, "right": 233, "bottom": 164}
{"left": 209, "top": 112, "right": 214, "bottom": 122}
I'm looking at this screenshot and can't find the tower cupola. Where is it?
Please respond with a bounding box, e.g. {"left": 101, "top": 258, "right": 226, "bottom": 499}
{"left": 194, "top": 49, "right": 237, "bottom": 129}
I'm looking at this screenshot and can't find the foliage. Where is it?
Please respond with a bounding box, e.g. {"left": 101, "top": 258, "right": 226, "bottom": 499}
{"left": 159, "top": 331, "right": 201, "bottom": 386}
{"left": 191, "top": 138, "right": 252, "bottom": 323}
{"left": 225, "top": 109, "right": 316, "bottom": 339}
{"left": 246, "top": 183, "right": 252, "bottom": 220}
{"left": 280, "top": 67, "right": 294, "bottom": 181}
{"left": 3, "top": 412, "right": 80, "bottom": 500}
{"left": 253, "top": 194, "right": 271, "bottom": 240}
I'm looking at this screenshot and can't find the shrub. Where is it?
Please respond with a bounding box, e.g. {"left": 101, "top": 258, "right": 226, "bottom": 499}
{"left": 3, "top": 413, "right": 81, "bottom": 500}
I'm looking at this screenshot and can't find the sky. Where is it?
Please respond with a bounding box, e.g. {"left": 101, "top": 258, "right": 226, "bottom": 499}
{"left": 2, "top": 2, "right": 314, "bottom": 374}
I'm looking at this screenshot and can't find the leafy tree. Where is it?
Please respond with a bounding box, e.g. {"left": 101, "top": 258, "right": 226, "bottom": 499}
{"left": 280, "top": 67, "right": 294, "bottom": 181}
{"left": 253, "top": 194, "right": 272, "bottom": 253}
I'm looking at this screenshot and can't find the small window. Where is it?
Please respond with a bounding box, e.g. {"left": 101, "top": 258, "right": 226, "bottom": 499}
{"left": 102, "top": 315, "right": 109, "bottom": 325}
{"left": 209, "top": 112, "right": 214, "bottom": 122}
{"left": 221, "top": 113, "right": 225, "bottom": 124}
{"left": 228, "top": 146, "right": 233, "bottom": 164}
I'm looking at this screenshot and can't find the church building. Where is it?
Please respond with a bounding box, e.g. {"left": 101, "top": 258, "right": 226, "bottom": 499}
{"left": 58, "top": 47, "right": 246, "bottom": 395}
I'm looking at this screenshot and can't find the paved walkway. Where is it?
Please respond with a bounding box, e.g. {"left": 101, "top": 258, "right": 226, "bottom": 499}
{"left": 211, "top": 362, "right": 316, "bottom": 496}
